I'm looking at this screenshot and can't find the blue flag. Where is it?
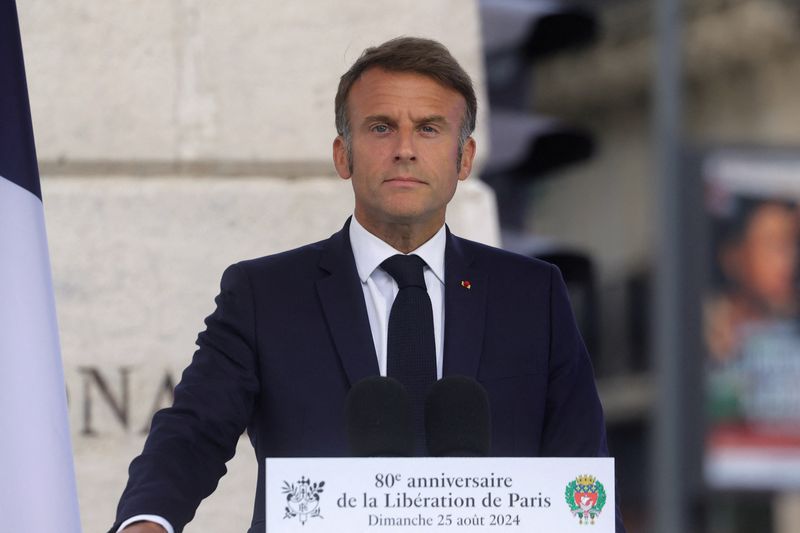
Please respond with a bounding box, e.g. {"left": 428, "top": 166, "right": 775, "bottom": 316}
{"left": 0, "top": 1, "right": 82, "bottom": 530}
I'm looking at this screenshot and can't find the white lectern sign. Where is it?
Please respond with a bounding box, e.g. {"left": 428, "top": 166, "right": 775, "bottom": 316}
{"left": 266, "top": 457, "right": 614, "bottom": 532}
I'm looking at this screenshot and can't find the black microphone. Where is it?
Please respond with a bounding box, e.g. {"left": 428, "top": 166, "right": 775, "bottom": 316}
{"left": 425, "top": 376, "right": 491, "bottom": 457}
{"left": 345, "top": 376, "right": 414, "bottom": 457}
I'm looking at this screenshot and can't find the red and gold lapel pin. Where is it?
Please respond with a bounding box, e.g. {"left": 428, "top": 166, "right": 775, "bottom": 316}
{"left": 460, "top": 280, "right": 472, "bottom": 290}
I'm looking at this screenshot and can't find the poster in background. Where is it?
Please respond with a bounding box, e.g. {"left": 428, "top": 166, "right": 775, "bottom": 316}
{"left": 703, "top": 148, "right": 800, "bottom": 489}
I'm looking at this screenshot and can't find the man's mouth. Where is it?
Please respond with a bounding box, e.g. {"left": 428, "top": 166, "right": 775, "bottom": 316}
{"left": 385, "top": 176, "right": 425, "bottom": 184}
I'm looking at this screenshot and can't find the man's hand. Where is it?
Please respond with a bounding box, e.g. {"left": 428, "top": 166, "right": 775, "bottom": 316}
{"left": 121, "top": 522, "right": 167, "bottom": 533}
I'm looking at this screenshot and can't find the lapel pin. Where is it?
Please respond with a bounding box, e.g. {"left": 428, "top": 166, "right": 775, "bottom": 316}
{"left": 460, "top": 280, "right": 472, "bottom": 290}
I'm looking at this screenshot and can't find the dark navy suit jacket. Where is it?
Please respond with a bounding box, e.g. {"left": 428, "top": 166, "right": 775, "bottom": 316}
{"left": 112, "top": 221, "right": 619, "bottom": 532}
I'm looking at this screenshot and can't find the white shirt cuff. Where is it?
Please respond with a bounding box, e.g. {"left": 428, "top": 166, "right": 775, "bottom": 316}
{"left": 117, "top": 514, "right": 174, "bottom": 533}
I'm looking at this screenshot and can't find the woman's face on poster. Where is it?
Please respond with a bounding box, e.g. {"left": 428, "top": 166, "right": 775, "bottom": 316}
{"left": 724, "top": 203, "right": 799, "bottom": 308}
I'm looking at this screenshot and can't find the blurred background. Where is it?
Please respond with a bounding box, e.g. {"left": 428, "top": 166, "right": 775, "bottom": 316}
{"left": 16, "top": 0, "right": 800, "bottom": 531}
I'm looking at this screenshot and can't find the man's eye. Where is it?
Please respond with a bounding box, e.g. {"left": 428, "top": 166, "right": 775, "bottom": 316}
{"left": 371, "top": 124, "right": 390, "bottom": 133}
{"left": 420, "top": 125, "right": 438, "bottom": 134}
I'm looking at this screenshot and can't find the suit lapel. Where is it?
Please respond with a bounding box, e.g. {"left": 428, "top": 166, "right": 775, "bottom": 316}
{"left": 442, "top": 230, "right": 487, "bottom": 379}
{"left": 316, "top": 220, "right": 380, "bottom": 386}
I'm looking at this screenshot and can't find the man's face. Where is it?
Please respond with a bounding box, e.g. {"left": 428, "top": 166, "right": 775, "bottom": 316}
{"left": 333, "top": 68, "right": 476, "bottom": 235}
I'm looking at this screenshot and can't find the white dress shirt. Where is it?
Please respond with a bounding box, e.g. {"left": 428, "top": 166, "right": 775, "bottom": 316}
{"left": 118, "top": 216, "right": 446, "bottom": 533}
{"left": 349, "top": 215, "right": 446, "bottom": 379}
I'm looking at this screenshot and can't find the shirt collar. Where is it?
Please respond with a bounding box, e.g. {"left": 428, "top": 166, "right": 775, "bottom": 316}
{"left": 349, "top": 215, "right": 446, "bottom": 284}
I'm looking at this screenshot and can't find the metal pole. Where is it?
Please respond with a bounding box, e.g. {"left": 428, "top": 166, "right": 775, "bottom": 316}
{"left": 653, "top": 0, "right": 685, "bottom": 532}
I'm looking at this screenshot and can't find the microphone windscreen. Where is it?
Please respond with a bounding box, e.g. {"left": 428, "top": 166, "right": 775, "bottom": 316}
{"left": 345, "top": 376, "right": 414, "bottom": 457}
{"left": 425, "top": 376, "right": 491, "bottom": 457}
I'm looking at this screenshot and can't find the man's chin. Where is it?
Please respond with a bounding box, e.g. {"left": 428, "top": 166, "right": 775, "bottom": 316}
{"left": 383, "top": 208, "right": 441, "bottom": 226}
{"left": 357, "top": 206, "right": 444, "bottom": 229}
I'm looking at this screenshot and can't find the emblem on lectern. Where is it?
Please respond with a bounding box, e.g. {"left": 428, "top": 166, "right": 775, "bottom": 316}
{"left": 565, "top": 474, "right": 606, "bottom": 525}
{"left": 282, "top": 476, "right": 325, "bottom": 524}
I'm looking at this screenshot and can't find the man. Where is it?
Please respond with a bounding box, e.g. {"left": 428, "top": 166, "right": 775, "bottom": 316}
{"left": 113, "top": 37, "right": 621, "bottom": 533}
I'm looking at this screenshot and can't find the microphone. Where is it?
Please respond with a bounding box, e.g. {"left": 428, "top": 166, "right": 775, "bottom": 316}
{"left": 425, "top": 376, "right": 491, "bottom": 457}
{"left": 345, "top": 376, "right": 414, "bottom": 457}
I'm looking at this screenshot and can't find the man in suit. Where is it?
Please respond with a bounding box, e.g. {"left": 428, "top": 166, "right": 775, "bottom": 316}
{"left": 113, "top": 37, "right": 620, "bottom": 533}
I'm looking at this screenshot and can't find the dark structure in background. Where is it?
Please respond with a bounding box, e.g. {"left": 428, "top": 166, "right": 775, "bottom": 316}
{"left": 479, "top": 2, "right": 649, "bottom": 527}
{"left": 479, "top": 0, "right": 602, "bottom": 359}
{"left": 479, "top": 0, "right": 597, "bottom": 230}
{"left": 482, "top": 0, "right": 800, "bottom": 530}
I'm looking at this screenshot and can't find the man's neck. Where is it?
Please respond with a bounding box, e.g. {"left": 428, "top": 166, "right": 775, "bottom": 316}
{"left": 353, "top": 213, "right": 444, "bottom": 254}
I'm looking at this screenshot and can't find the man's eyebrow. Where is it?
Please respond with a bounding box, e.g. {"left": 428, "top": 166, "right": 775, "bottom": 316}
{"left": 414, "top": 115, "right": 448, "bottom": 125}
{"left": 363, "top": 114, "right": 397, "bottom": 125}
{"left": 361, "top": 114, "right": 450, "bottom": 126}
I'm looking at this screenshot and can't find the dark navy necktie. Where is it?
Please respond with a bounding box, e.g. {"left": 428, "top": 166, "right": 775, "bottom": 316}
{"left": 381, "top": 254, "right": 437, "bottom": 455}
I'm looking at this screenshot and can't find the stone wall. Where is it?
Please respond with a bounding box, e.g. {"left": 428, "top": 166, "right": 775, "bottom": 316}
{"left": 17, "top": 2, "right": 499, "bottom": 531}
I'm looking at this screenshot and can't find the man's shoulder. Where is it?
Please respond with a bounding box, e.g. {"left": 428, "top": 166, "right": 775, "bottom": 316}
{"left": 450, "top": 233, "right": 555, "bottom": 279}
{"left": 219, "top": 231, "right": 344, "bottom": 289}
{"left": 237, "top": 237, "right": 329, "bottom": 271}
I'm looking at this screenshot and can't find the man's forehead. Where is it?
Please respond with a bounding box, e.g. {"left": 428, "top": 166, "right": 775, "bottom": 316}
{"left": 363, "top": 113, "right": 450, "bottom": 126}
{"left": 347, "top": 68, "right": 466, "bottom": 115}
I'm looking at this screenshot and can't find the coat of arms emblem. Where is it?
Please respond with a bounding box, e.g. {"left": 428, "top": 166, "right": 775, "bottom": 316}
{"left": 282, "top": 476, "right": 325, "bottom": 525}
{"left": 565, "top": 474, "right": 606, "bottom": 525}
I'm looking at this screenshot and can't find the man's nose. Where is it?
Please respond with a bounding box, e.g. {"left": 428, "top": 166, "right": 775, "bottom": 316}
{"left": 393, "top": 129, "right": 417, "bottom": 162}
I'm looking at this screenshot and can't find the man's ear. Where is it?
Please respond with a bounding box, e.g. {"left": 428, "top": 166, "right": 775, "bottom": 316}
{"left": 457, "top": 137, "right": 477, "bottom": 181}
{"left": 333, "top": 136, "right": 352, "bottom": 179}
